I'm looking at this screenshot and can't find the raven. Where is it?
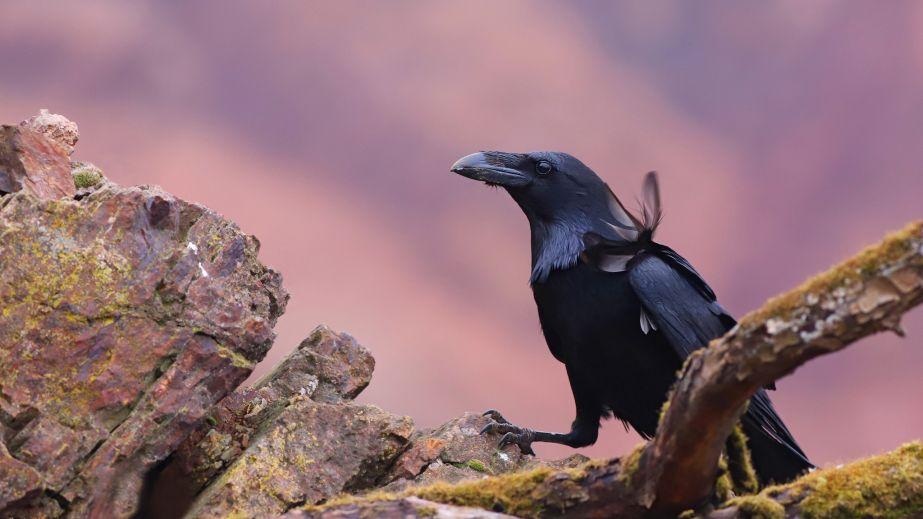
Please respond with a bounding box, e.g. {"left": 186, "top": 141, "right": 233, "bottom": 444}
{"left": 451, "top": 151, "right": 812, "bottom": 484}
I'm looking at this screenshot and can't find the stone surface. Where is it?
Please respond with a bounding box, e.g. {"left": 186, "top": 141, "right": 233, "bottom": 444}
{"left": 173, "top": 325, "right": 377, "bottom": 494}
{"left": 173, "top": 325, "right": 408, "bottom": 518}
{"left": 0, "top": 179, "right": 287, "bottom": 517}
{"left": 381, "top": 412, "right": 587, "bottom": 492}
{"left": 19, "top": 109, "right": 79, "bottom": 156}
{"left": 185, "top": 400, "right": 414, "bottom": 519}
{"left": 0, "top": 125, "right": 75, "bottom": 199}
{"left": 285, "top": 497, "right": 516, "bottom": 519}
{"left": 254, "top": 325, "right": 375, "bottom": 403}
{"left": 0, "top": 442, "right": 44, "bottom": 510}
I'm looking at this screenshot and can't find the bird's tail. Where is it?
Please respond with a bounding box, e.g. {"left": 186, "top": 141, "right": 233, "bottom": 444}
{"left": 741, "top": 391, "right": 813, "bottom": 485}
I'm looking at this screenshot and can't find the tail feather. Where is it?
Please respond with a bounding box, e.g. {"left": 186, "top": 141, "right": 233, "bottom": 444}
{"left": 742, "top": 391, "right": 813, "bottom": 484}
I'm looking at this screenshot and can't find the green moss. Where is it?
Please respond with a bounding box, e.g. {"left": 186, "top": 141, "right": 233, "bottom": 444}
{"left": 657, "top": 398, "right": 671, "bottom": 427}
{"left": 715, "top": 456, "right": 733, "bottom": 502}
{"left": 727, "top": 495, "right": 785, "bottom": 519}
{"left": 71, "top": 163, "right": 104, "bottom": 189}
{"left": 416, "top": 505, "right": 437, "bottom": 517}
{"left": 617, "top": 442, "right": 647, "bottom": 485}
{"left": 740, "top": 221, "right": 922, "bottom": 327}
{"left": 720, "top": 442, "right": 923, "bottom": 519}
{"left": 726, "top": 425, "right": 759, "bottom": 495}
{"left": 764, "top": 441, "right": 923, "bottom": 519}
{"left": 306, "top": 466, "right": 561, "bottom": 518}
{"left": 410, "top": 466, "right": 556, "bottom": 517}
{"left": 450, "top": 459, "right": 489, "bottom": 474}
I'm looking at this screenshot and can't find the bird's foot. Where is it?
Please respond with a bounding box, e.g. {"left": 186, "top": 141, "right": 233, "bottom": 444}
{"left": 482, "top": 409, "right": 509, "bottom": 424}
{"left": 480, "top": 409, "right": 536, "bottom": 455}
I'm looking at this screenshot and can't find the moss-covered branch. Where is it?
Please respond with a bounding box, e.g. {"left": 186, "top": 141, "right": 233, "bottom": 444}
{"left": 297, "top": 442, "right": 922, "bottom": 518}
{"left": 710, "top": 442, "right": 922, "bottom": 519}
{"left": 296, "top": 222, "right": 923, "bottom": 518}
{"left": 638, "top": 221, "right": 923, "bottom": 513}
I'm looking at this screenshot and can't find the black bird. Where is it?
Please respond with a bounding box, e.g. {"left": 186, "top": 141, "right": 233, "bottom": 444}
{"left": 451, "top": 151, "right": 812, "bottom": 484}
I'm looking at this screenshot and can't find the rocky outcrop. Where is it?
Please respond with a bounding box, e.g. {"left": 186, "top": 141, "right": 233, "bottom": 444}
{"left": 173, "top": 326, "right": 379, "bottom": 495}
{"left": 0, "top": 123, "right": 75, "bottom": 199}
{"left": 169, "top": 325, "right": 410, "bottom": 518}
{"left": 0, "top": 111, "right": 538, "bottom": 518}
{"left": 186, "top": 400, "right": 413, "bottom": 519}
{"left": 0, "top": 112, "right": 288, "bottom": 517}
{"left": 19, "top": 109, "right": 79, "bottom": 157}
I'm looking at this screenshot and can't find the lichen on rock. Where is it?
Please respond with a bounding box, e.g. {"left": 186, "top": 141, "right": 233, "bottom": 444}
{"left": 0, "top": 113, "right": 288, "bottom": 518}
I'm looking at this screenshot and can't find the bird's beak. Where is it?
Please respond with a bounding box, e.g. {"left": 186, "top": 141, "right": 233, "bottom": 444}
{"left": 451, "top": 152, "right": 531, "bottom": 188}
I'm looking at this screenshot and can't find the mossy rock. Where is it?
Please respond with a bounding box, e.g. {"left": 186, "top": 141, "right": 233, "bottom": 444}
{"left": 71, "top": 161, "right": 105, "bottom": 189}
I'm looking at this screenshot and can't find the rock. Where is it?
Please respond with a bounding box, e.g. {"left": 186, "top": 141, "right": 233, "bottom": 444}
{"left": 285, "top": 497, "right": 517, "bottom": 518}
{"left": 0, "top": 178, "right": 288, "bottom": 517}
{"left": 254, "top": 325, "right": 375, "bottom": 403}
{"left": 381, "top": 413, "right": 590, "bottom": 493}
{"left": 19, "top": 109, "right": 79, "bottom": 155}
{"left": 185, "top": 400, "right": 414, "bottom": 519}
{"left": 173, "top": 326, "right": 408, "bottom": 518}
{"left": 0, "top": 442, "right": 44, "bottom": 511}
{"left": 0, "top": 125, "right": 75, "bottom": 199}
{"left": 381, "top": 413, "right": 531, "bottom": 491}
{"left": 172, "top": 325, "right": 377, "bottom": 493}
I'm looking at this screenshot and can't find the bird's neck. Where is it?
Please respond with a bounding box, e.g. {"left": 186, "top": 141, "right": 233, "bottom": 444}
{"left": 528, "top": 218, "right": 587, "bottom": 285}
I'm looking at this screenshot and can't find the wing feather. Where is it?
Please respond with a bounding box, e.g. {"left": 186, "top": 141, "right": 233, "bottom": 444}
{"left": 628, "top": 252, "right": 730, "bottom": 357}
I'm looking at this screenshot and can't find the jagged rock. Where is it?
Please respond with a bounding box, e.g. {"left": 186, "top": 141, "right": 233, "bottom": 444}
{"left": 0, "top": 124, "right": 75, "bottom": 199}
{"left": 381, "top": 413, "right": 589, "bottom": 492}
{"left": 172, "top": 326, "right": 408, "bottom": 517}
{"left": 173, "top": 325, "right": 377, "bottom": 493}
{"left": 285, "top": 496, "right": 517, "bottom": 518}
{"left": 0, "top": 157, "right": 288, "bottom": 517}
{"left": 19, "top": 109, "right": 79, "bottom": 156}
{"left": 185, "top": 400, "right": 413, "bottom": 519}
{"left": 382, "top": 413, "right": 529, "bottom": 490}
{"left": 0, "top": 442, "right": 44, "bottom": 510}
{"left": 255, "top": 325, "right": 375, "bottom": 404}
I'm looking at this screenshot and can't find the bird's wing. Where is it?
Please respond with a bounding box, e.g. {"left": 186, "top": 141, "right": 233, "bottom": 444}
{"left": 624, "top": 248, "right": 777, "bottom": 389}
{"left": 626, "top": 250, "right": 733, "bottom": 358}
{"left": 626, "top": 251, "right": 807, "bottom": 460}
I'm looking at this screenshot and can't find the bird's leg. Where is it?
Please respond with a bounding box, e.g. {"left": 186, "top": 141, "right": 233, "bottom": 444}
{"left": 480, "top": 410, "right": 599, "bottom": 455}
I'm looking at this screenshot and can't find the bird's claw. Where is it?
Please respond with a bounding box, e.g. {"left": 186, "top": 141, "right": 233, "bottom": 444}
{"left": 482, "top": 409, "right": 509, "bottom": 424}
{"left": 480, "top": 410, "right": 536, "bottom": 456}
{"left": 499, "top": 430, "right": 536, "bottom": 456}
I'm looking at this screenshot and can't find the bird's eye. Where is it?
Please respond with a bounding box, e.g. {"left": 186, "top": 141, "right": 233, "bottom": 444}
{"left": 535, "top": 160, "right": 553, "bottom": 176}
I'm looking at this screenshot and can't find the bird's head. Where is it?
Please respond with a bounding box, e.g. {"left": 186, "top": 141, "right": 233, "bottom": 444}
{"left": 451, "top": 151, "right": 613, "bottom": 223}
{"left": 451, "top": 150, "right": 655, "bottom": 237}
{"left": 452, "top": 150, "right": 662, "bottom": 281}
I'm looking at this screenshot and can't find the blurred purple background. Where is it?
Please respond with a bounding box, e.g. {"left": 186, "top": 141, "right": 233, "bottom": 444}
{"left": 2, "top": 1, "right": 921, "bottom": 465}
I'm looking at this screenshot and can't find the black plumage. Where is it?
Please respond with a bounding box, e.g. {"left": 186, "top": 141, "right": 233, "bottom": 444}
{"left": 451, "top": 150, "right": 812, "bottom": 484}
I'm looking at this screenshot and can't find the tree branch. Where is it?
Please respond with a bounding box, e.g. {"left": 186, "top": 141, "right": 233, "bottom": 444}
{"left": 636, "top": 220, "right": 923, "bottom": 514}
